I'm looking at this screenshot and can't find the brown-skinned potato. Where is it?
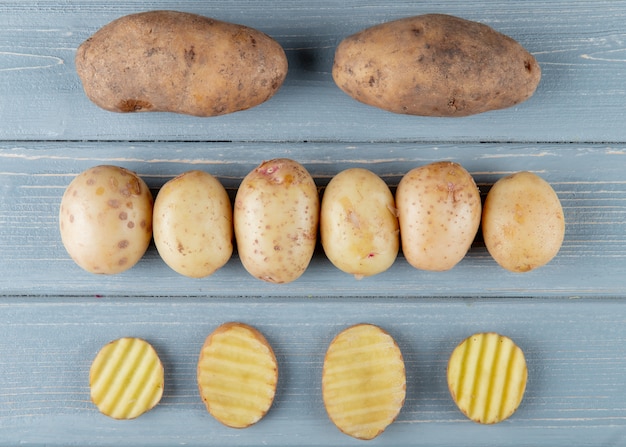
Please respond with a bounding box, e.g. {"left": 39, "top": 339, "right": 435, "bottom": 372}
{"left": 332, "top": 14, "right": 541, "bottom": 117}
{"left": 75, "top": 10, "right": 288, "bottom": 116}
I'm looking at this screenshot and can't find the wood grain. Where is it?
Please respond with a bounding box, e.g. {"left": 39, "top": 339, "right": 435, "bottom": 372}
{"left": 1, "top": 1, "right": 626, "bottom": 445}
{"left": 0, "top": 1, "right": 625, "bottom": 142}
{"left": 0, "top": 298, "right": 626, "bottom": 446}
{"left": 1, "top": 142, "right": 624, "bottom": 298}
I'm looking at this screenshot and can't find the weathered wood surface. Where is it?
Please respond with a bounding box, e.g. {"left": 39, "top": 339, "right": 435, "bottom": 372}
{"left": 1, "top": 0, "right": 626, "bottom": 142}
{"left": 1, "top": 1, "right": 626, "bottom": 446}
{"left": 1, "top": 142, "right": 625, "bottom": 298}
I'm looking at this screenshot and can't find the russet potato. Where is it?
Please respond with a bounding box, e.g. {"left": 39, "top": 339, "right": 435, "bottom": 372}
{"left": 76, "top": 10, "right": 288, "bottom": 116}
{"left": 333, "top": 14, "right": 541, "bottom": 116}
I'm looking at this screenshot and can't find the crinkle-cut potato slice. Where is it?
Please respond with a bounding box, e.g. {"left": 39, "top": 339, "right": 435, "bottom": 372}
{"left": 197, "top": 322, "right": 278, "bottom": 428}
{"left": 447, "top": 332, "right": 527, "bottom": 424}
{"left": 89, "top": 337, "right": 164, "bottom": 419}
{"left": 322, "top": 324, "right": 406, "bottom": 440}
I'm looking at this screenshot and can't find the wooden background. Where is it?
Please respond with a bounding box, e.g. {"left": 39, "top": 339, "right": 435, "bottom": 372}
{"left": 1, "top": 1, "right": 626, "bottom": 445}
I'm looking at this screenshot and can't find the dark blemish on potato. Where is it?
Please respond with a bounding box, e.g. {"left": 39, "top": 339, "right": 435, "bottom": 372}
{"left": 69, "top": 214, "right": 74, "bottom": 223}
{"left": 118, "top": 257, "right": 128, "bottom": 266}
{"left": 118, "top": 240, "right": 129, "bottom": 249}
{"left": 86, "top": 178, "right": 95, "bottom": 186}
{"left": 119, "top": 211, "right": 128, "bottom": 220}
{"left": 127, "top": 221, "right": 135, "bottom": 229}
{"left": 213, "top": 104, "right": 227, "bottom": 114}
{"left": 127, "top": 178, "right": 142, "bottom": 196}
{"left": 524, "top": 59, "right": 532, "bottom": 73}
{"left": 140, "top": 220, "right": 147, "bottom": 229}
{"left": 250, "top": 35, "right": 257, "bottom": 47}
{"left": 108, "top": 199, "right": 120, "bottom": 208}
{"left": 368, "top": 76, "right": 376, "bottom": 87}
{"left": 117, "top": 99, "right": 153, "bottom": 112}
{"left": 184, "top": 46, "right": 196, "bottom": 66}
{"left": 145, "top": 47, "right": 158, "bottom": 57}
{"left": 412, "top": 27, "right": 422, "bottom": 36}
{"left": 177, "top": 241, "right": 185, "bottom": 254}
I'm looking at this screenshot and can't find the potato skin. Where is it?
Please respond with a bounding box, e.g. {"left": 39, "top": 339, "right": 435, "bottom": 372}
{"left": 332, "top": 14, "right": 541, "bottom": 116}
{"left": 234, "top": 159, "right": 319, "bottom": 283}
{"left": 153, "top": 170, "right": 233, "bottom": 278}
{"left": 320, "top": 168, "right": 399, "bottom": 278}
{"left": 482, "top": 171, "right": 565, "bottom": 272}
{"left": 396, "top": 161, "right": 481, "bottom": 271}
{"left": 59, "top": 165, "right": 153, "bottom": 274}
{"left": 75, "top": 10, "right": 288, "bottom": 116}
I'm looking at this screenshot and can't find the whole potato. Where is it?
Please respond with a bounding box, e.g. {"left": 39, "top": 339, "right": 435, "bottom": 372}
{"left": 396, "top": 161, "right": 481, "bottom": 271}
{"left": 482, "top": 171, "right": 564, "bottom": 272}
{"left": 333, "top": 14, "right": 541, "bottom": 116}
{"left": 153, "top": 170, "right": 233, "bottom": 278}
{"left": 321, "top": 168, "right": 398, "bottom": 279}
{"left": 59, "top": 165, "right": 153, "bottom": 274}
{"left": 75, "top": 10, "right": 288, "bottom": 116}
{"left": 234, "top": 159, "right": 319, "bottom": 283}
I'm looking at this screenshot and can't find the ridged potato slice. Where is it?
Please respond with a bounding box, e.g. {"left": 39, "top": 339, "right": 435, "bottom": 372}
{"left": 197, "top": 322, "right": 278, "bottom": 428}
{"left": 447, "top": 332, "right": 527, "bottom": 424}
{"left": 89, "top": 337, "right": 164, "bottom": 419}
{"left": 322, "top": 324, "right": 406, "bottom": 440}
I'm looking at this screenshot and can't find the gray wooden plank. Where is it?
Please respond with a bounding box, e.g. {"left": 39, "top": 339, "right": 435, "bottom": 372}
{"left": 0, "top": 297, "right": 624, "bottom": 446}
{"left": 1, "top": 0, "right": 626, "bottom": 142}
{"left": 1, "top": 141, "right": 625, "bottom": 298}
{"left": 2, "top": 1, "right": 626, "bottom": 445}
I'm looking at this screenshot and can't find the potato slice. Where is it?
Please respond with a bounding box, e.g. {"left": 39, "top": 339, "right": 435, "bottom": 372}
{"left": 197, "top": 322, "right": 278, "bottom": 428}
{"left": 322, "top": 324, "right": 406, "bottom": 440}
{"left": 447, "top": 332, "right": 527, "bottom": 424}
{"left": 89, "top": 337, "right": 164, "bottom": 419}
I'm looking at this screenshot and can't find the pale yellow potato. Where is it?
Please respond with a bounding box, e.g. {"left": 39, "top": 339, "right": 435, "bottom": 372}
{"left": 395, "top": 161, "right": 481, "bottom": 271}
{"left": 320, "top": 168, "right": 398, "bottom": 278}
{"left": 90, "top": 337, "right": 164, "bottom": 419}
{"left": 333, "top": 14, "right": 541, "bottom": 117}
{"left": 197, "top": 322, "right": 278, "bottom": 428}
{"left": 59, "top": 165, "right": 153, "bottom": 274}
{"left": 153, "top": 170, "right": 233, "bottom": 278}
{"left": 76, "top": 11, "right": 288, "bottom": 116}
{"left": 234, "top": 158, "right": 319, "bottom": 283}
{"left": 482, "top": 171, "right": 565, "bottom": 272}
{"left": 447, "top": 332, "right": 527, "bottom": 424}
{"left": 322, "top": 324, "right": 406, "bottom": 440}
